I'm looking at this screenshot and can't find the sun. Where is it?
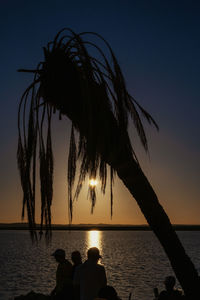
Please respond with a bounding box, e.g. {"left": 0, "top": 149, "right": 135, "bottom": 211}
{"left": 89, "top": 178, "right": 98, "bottom": 187}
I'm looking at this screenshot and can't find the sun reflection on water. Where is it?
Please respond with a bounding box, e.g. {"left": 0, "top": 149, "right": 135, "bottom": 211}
{"left": 87, "top": 230, "right": 102, "bottom": 251}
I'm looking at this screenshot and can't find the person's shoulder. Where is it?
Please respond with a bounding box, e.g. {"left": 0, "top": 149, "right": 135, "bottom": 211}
{"left": 158, "top": 289, "right": 183, "bottom": 300}
{"left": 98, "top": 263, "right": 105, "bottom": 268}
{"left": 158, "top": 290, "right": 168, "bottom": 299}
{"left": 67, "top": 259, "right": 72, "bottom": 264}
{"left": 173, "top": 289, "right": 183, "bottom": 298}
{"left": 96, "top": 263, "right": 105, "bottom": 270}
{"left": 174, "top": 289, "right": 182, "bottom": 294}
{"left": 64, "top": 259, "right": 73, "bottom": 269}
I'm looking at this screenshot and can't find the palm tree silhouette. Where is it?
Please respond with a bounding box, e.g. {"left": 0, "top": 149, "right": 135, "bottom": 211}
{"left": 17, "top": 28, "right": 199, "bottom": 299}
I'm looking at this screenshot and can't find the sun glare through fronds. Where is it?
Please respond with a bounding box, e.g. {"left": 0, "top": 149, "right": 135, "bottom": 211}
{"left": 89, "top": 179, "right": 98, "bottom": 188}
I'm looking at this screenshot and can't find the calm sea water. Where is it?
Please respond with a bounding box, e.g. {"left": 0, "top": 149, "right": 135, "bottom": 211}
{"left": 0, "top": 230, "right": 200, "bottom": 300}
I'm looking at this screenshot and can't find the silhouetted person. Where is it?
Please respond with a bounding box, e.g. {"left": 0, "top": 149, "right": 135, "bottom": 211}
{"left": 98, "top": 285, "right": 121, "bottom": 300}
{"left": 73, "top": 247, "right": 107, "bottom": 300}
{"left": 51, "top": 249, "right": 73, "bottom": 300}
{"left": 71, "top": 250, "right": 82, "bottom": 279}
{"left": 158, "top": 276, "right": 183, "bottom": 300}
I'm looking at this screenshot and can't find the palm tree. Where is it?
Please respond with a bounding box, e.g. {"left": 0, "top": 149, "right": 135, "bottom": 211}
{"left": 17, "top": 28, "right": 199, "bottom": 299}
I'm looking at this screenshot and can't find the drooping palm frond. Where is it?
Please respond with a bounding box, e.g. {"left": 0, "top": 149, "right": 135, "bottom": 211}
{"left": 18, "top": 28, "right": 158, "bottom": 238}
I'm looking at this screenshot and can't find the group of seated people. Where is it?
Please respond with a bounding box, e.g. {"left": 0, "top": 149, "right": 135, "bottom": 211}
{"left": 51, "top": 247, "right": 119, "bottom": 300}
{"left": 50, "top": 247, "right": 184, "bottom": 300}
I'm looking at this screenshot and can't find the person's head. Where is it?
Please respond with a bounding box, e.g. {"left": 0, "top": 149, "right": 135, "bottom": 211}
{"left": 87, "top": 247, "right": 101, "bottom": 262}
{"left": 98, "top": 286, "right": 120, "bottom": 300}
{"left": 164, "top": 276, "right": 176, "bottom": 291}
{"left": 51, "top": 249, "right": 65, "bottom": 263}
{"left": 71, "top": 250, "right": 82, "bottom": 265}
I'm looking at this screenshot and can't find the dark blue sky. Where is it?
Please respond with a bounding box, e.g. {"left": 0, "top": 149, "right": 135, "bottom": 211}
{"left": 0, "top": 0, "right": 200, "bottom": 224}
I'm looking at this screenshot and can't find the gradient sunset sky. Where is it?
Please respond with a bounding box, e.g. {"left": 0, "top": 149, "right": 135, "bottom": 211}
{"left": 0, "top": 0, "right": 200, "bottom": 225}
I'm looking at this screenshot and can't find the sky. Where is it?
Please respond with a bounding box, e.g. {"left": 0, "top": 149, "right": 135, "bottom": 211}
{"left": 0, "top": 0, "right": 200, "bottom": 225}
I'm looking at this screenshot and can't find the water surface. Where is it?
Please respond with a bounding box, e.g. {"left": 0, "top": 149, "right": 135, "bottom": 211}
{"left": 0, "top": 230, "right": 200, "bottom": 300}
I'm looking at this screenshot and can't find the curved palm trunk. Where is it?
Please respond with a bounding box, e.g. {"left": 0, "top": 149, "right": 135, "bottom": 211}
{"left": 113, "top": 156, "right": 200, "bottom": 300}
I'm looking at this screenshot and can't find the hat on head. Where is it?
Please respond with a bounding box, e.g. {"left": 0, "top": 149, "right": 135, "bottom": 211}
{"left": 51, "top": 249, "right": 65, "bottom": 258}
{"left": 87, "top": 247, "right": 102, "bottom": 259}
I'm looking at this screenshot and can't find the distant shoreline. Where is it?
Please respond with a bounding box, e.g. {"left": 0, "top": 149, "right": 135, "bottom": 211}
{"left": 1, "top": 223, "right": 200, "bottom": 231}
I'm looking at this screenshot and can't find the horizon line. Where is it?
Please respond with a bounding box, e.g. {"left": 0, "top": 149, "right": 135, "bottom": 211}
{"left": 1, "top": 223, "right": 200, "bottom": 231}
